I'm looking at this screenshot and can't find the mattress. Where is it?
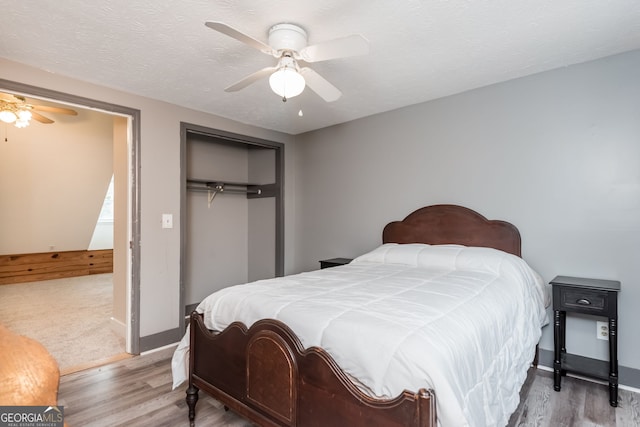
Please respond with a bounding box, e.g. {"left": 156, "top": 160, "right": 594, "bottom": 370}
{"left": 172, "top": 243, "right": 549, "bottom": 427}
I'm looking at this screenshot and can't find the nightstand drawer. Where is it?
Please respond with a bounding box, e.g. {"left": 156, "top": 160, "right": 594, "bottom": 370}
{"left": 557, "top": 288, "right": 608, "bottom": 314}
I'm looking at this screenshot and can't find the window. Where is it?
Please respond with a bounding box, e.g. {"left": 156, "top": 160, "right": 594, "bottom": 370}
{"left": 97, "top": 175, "right": 114, "bottom": 223}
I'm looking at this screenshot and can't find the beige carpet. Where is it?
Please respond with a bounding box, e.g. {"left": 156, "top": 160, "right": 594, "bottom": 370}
{"left": 0, "top": 273, "right": 127, "bottom": 374}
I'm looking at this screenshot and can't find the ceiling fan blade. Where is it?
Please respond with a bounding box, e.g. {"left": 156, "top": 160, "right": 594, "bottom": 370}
{"left": 205, "top": 21, "right": 273, "bottom": 54}
{"left": 31, "top": 112, "right": 54, "bottom": 124}
{"left": 32, "top": 105, "right": 78, "bottom": 115}
{"left": 0, "top": 92, "right": 18, "bottom": 102}
{"left": 299, "top": 34, "right": 369, "bottom": 63}
{"left": 299, "top": 68, "right": 342, "bottom": 102}
{"left": 225, "top": 67, "right": 277, "bottom": 92}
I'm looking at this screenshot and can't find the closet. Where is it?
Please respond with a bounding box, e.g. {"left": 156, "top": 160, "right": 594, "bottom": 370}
{"left": 180, "top": 123, "right": 283, "bottom": 326}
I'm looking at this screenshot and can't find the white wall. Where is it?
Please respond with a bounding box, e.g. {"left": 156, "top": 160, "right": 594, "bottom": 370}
{"left": 0, "top": 107, "right": 113, "bottom": 254}
{"left": 294, "top": 50, "right": 640, "bottom": 375}
{"left": 0, "top": 58, "right": 296, "bottom": 340}
{"left": 112, "top": 116, "right": 129, "bottom": 330}
{"left": 87, "top": 222, "right": 113, "bottom": 250}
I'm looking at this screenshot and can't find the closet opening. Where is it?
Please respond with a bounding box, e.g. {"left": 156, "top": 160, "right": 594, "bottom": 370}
{"left": 179, "top": 123, "right": 284, "bottom": 334}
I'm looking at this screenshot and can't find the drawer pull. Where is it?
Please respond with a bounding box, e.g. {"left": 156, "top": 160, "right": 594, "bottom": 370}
{"left": 576, "top": 298, "right": 592, "bottom": 305}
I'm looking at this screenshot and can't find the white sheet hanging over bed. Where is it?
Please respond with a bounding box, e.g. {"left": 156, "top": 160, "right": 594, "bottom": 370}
{"left": 172, "top": 243, "right": 549, "bottom": 427}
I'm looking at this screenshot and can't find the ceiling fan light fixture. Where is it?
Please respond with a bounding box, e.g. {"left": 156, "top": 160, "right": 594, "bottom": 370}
{"left": 0, "top": 100, "right": 33, "bottom": 127}
{"left": 0, "top": 93, "right": 77, "bottom": 127}
{"left": 17, "top": 109, "right": 32, "bottom": 121}
{"left": 269, "top": 67, "right": 305, "bottom": 100}
{"left": 206, "top": 21, "right": 366, "bottom": 102}
{"left": 14, "top": 119, "right": 30, "bottom": 128}
{"left": 0, "top": 109, "right": 17, "bottom": 124}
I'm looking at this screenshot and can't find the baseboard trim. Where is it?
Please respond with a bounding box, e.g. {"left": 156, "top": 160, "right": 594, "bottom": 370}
{"left": 140, "top": 343, "right": 179, "bottom": 356}
{"left": 139, "top": 327, "right": 182, "bottom": 353}
{"left": 538, "top": 348, "right": 640, "bottom": 391}
{"left": 110, "top": 317, "right": 126, "bottom": 339}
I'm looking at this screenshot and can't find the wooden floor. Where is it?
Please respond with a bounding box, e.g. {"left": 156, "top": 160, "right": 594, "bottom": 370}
{"left": 58, "top": 346, "right": 640, "bottom": 427}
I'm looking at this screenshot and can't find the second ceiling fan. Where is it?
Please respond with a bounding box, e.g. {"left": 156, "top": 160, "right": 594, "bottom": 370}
{"left": 0, "top": 92, "right": 78, "bottom": 127}
{"left": 206, "top": 21, "right": 369, "bottom": 102}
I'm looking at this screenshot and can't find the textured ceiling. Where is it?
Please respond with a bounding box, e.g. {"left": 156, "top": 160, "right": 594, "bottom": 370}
{"left": 2, "top": 1, "right": 640, "bottom": 135}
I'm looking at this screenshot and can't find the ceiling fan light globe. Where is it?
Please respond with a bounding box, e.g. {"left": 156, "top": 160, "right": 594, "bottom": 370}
{"left": 0, "top": 110, "right": 17, "bottom": 123}
{"left": 269, "top": 68, "right": 305, "bottom": 99}
{"left": 15, "top": 119, "right": 29, "bottom": 128}
{"left": 17, "top": 109, "right": 32, "bottom": 121}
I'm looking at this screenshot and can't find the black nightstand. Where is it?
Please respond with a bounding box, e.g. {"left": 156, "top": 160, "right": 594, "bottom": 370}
{"left": 550, "top": 275, "right": 621, "bottom": 407}
{"left": 319, "top": 258, "right": 352, "bottom": 269}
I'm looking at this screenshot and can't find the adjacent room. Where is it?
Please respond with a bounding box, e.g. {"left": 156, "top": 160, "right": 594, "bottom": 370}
{"left": 0, "top": 101, "right": 129, "bottom": 374}
{"left": 1, "top": 1, "right": 639, "bottom": 426}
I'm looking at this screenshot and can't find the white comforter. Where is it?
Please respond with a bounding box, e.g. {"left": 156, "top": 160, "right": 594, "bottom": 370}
{"left": 172, "top": 244, "right": 549, "bottom": 427}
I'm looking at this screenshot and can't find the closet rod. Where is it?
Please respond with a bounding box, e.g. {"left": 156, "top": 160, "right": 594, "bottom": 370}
{"left": 186, "top": 185, "right": 262, "bottom": 195}
{"left": 186, "top": 181, "right": 262, "bottom": 208}
{"left": 186, "top": 178, "right": 257, "bottom": 187}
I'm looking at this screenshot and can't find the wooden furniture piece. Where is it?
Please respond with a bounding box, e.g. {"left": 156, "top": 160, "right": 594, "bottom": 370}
{"left": 0, "top": 325, "right": 67, "bottom": 426}
{"left": 0, "top": 325, "right": 60, "bottom": 406}
{"left": 550, "top": 275, "right": 621, "bottom": 407}
{"left": 319, "top": 257, "right": 353, "bottom": 269}
{"left": 186, "top": 204, "right": 525, "bottom": 427}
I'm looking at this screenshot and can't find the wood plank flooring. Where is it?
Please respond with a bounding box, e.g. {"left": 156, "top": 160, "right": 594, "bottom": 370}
{"left": 58, "top": 346, "right": 250, "bottom": 427}
{"left": 58, "top": 346, "right": 640, "bottom": 427}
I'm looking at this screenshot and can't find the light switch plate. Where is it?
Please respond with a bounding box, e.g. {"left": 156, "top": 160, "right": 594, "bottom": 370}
{"left": 162, "top": 213, "right": 173, "bottom": 229}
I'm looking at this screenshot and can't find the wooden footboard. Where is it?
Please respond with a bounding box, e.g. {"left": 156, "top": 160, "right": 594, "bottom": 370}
{"left": 187, "top": 312, "right": 436, "bottom": 427}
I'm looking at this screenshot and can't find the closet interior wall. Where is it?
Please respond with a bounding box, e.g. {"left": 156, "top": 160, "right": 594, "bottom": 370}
{"left": 184, "top": 132, "right": 278, "bottom": 317}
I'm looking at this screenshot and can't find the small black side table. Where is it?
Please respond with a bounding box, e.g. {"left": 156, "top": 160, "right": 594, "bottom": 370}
{"left": 319, "top": 258, "right": 352, "bottom": 269}
{"left": 550, "top": 275, "right": 621, "bottom": 407}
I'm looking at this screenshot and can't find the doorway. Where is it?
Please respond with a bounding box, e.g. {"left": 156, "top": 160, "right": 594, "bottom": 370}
{"left": 0, "top": 79, "right": 141, "bottom": 357}
{"left": 179, "top": 122, "right": 284, "bottom": 335}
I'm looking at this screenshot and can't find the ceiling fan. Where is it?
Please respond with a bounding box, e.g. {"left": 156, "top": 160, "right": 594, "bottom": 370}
{"left": 0, "top": 92, "right": 78, "bottom": 128}
{"left": 205, "top": 21, "right": 369, "bottom": 102}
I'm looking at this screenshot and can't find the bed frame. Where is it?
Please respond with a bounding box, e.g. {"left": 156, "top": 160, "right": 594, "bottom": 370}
{"left": 186, "top": 204, "right": 522, "bottom": 426}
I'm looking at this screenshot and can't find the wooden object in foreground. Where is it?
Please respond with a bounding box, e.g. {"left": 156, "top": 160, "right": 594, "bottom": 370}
{"left": 189, "top": 314, "right": 435, "bottom": 427}
{"left": 0, "top": 324, "right": 60, "bottom": 406}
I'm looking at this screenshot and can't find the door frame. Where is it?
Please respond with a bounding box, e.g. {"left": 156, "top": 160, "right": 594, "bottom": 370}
{"left": 0, "top": 79, "right": 142, "bottom": 354}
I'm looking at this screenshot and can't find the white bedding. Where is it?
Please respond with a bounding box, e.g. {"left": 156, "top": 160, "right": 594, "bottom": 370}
{"left": 172, "top": 244, "right": 549, "bottom": 427}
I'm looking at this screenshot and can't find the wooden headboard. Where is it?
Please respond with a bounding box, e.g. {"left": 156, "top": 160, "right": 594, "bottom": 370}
{"left": 382, "top": 204, "right": 521, "bottom": 257}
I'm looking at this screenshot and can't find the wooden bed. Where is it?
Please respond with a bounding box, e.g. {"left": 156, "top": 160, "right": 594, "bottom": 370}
{"left": 186, "top": 204, "right": 524, "bottom": 427}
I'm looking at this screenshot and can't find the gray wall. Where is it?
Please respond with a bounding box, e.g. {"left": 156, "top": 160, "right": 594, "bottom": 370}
{"left": 248, "top": 148, "right": 277, "bottom": 282}
{"left": 294, "top": 50, "right": 640, "bottom": 380}
{"left": 185, "top": 137, "right": 250, "bottom": 305}
{"left": 185, "top": 138, "right": 279, "bottom": 305}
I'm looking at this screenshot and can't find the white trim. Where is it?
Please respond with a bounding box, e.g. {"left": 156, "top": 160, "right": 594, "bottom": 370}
{"left": 110, "top": 316, "right": 126, "bottom": 338}
{"left": 140, "top": 343, "right": 179, "bottom": 356}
